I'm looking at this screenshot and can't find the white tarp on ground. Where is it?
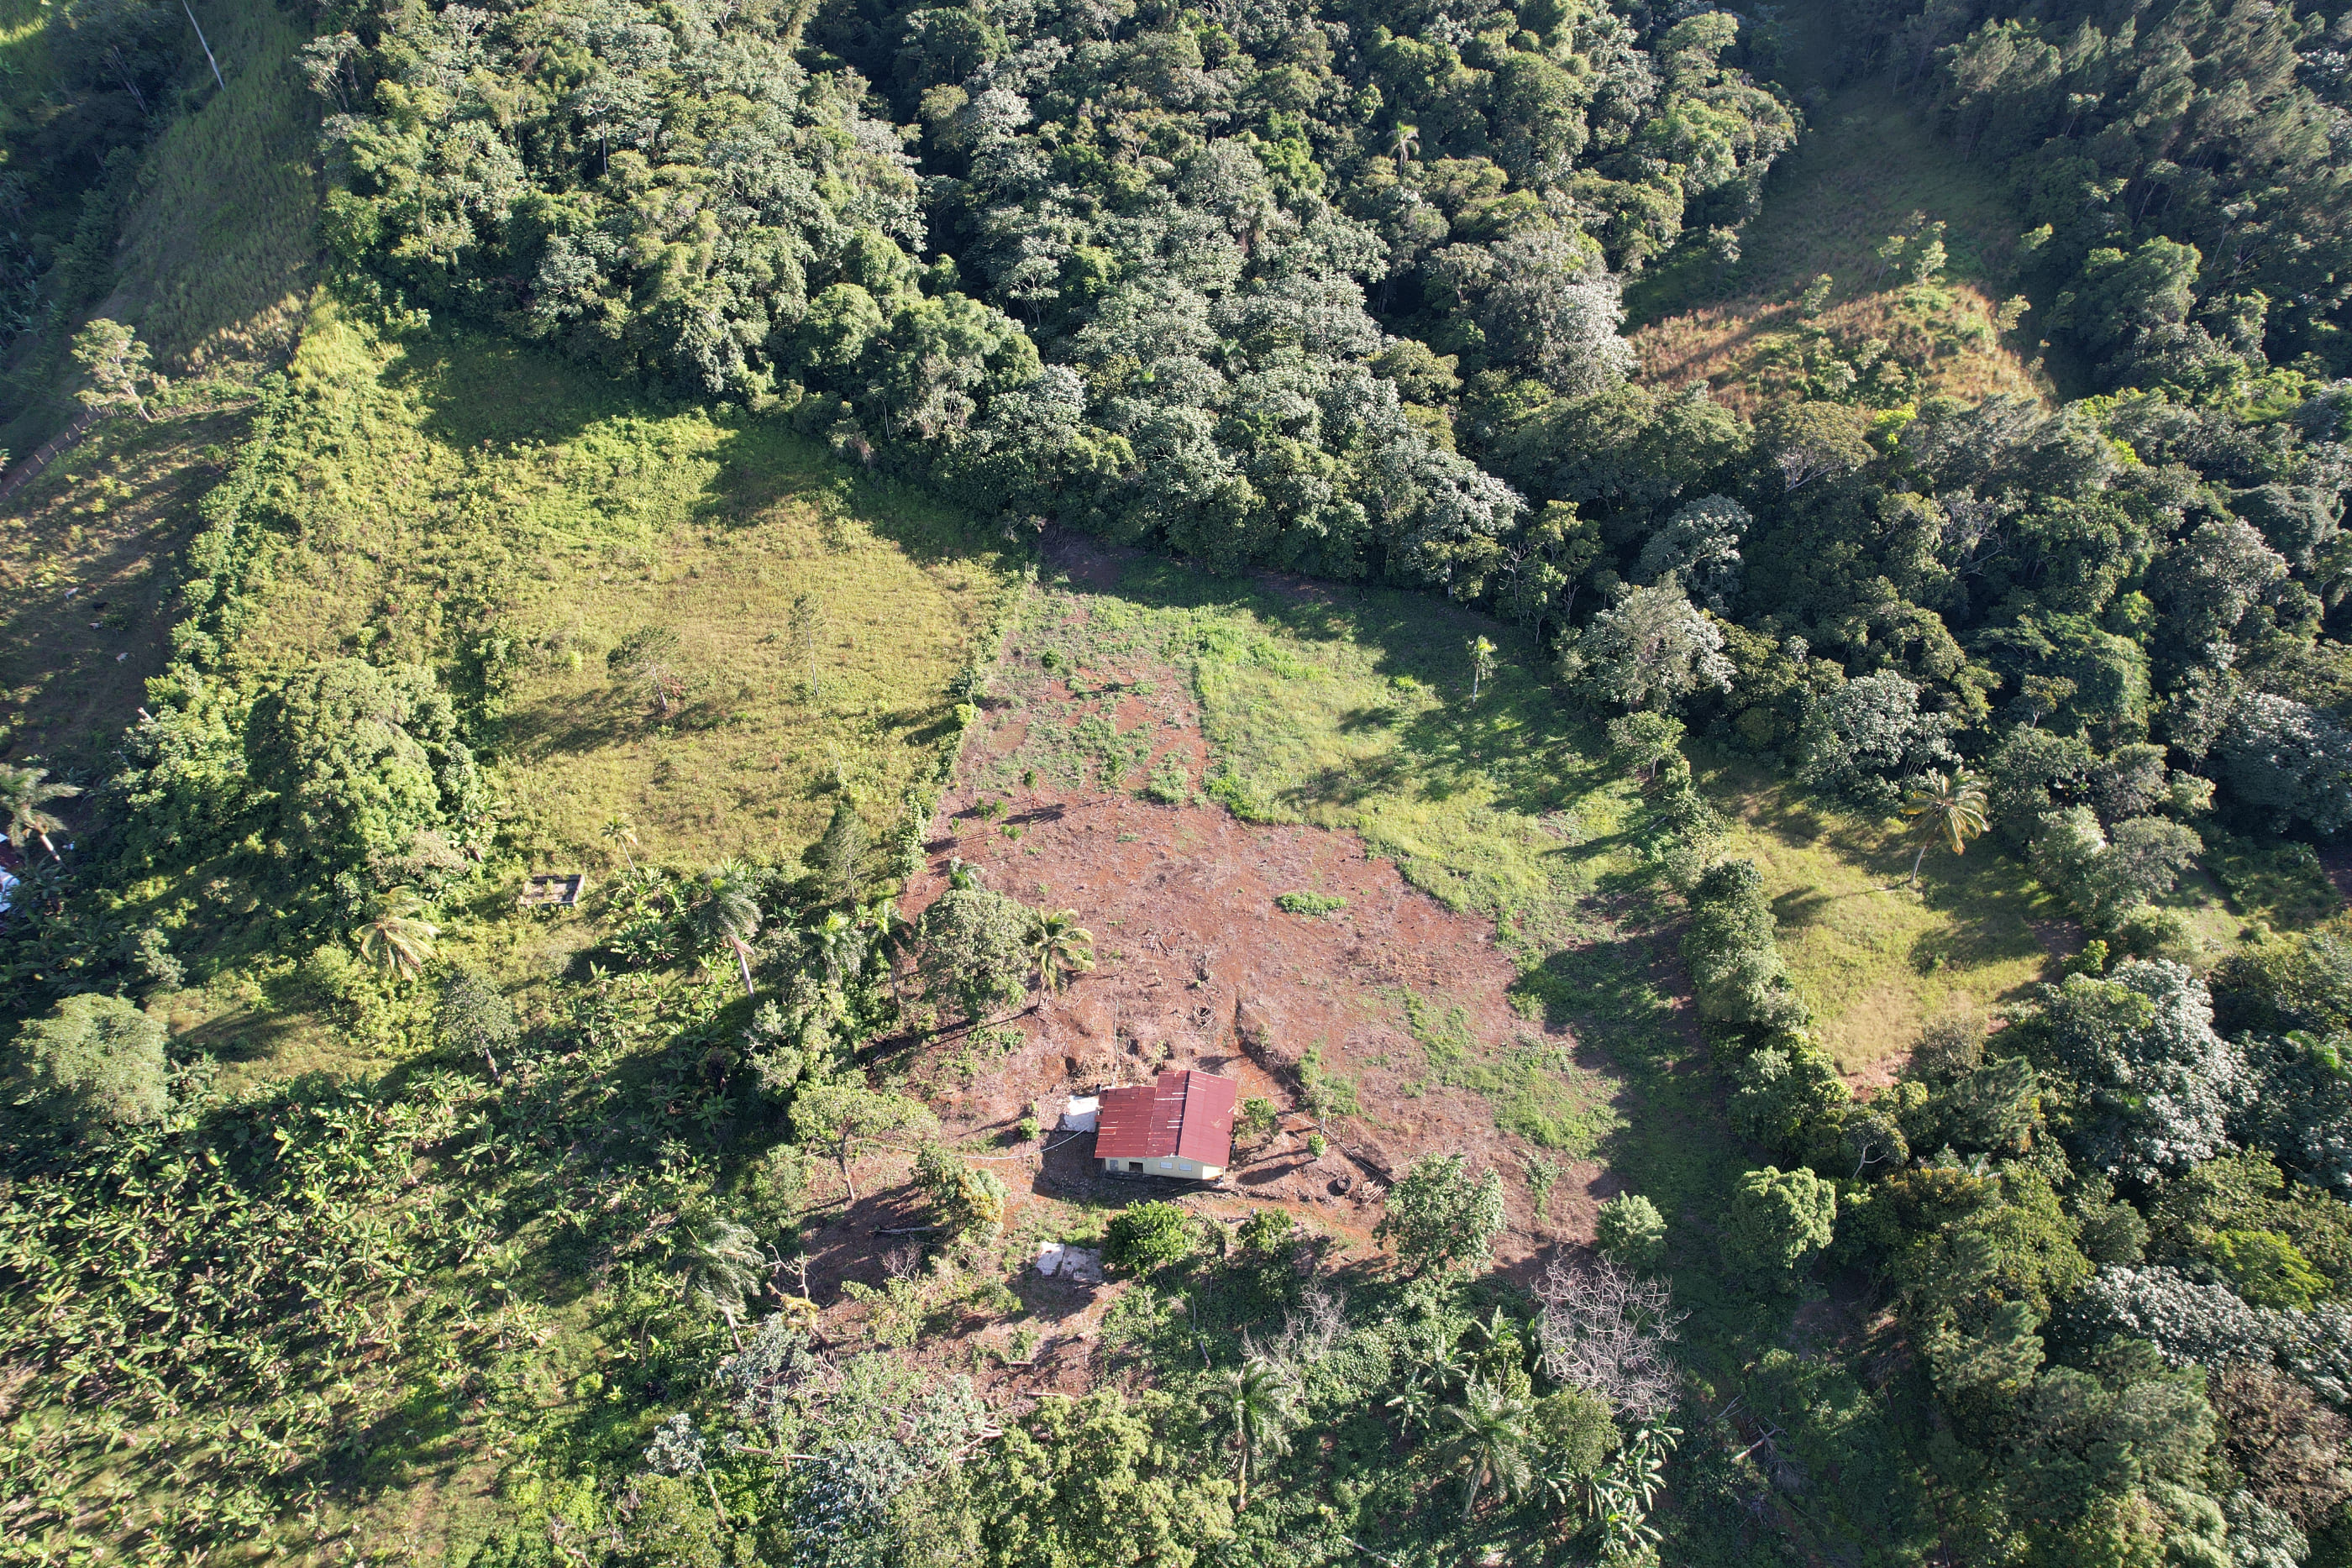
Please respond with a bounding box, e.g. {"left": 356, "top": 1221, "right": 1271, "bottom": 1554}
{"left": 1058, "top": 1094, "right": 1100, "bottom": 1132}
{"left": 1034, "top": 1243, "right": 1104, "bottom": 1284}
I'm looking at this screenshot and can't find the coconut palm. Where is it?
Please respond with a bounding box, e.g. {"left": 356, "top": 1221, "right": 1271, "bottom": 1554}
{"left": 0, "top": 765, "right": 81, "bottom": 863}
{"left": 1438, "top": 1378, "right": 1535, "bottom": 1522}
{"left": 858, "top": 894, "right": 914, "bottom": 1001}
{"left": 1898, "top": 768, "right": 1990, "bottom": 888}
{"left": 678, "top": 1217, "right": 767, "bottom": 1348}
{"left": 1031, "top": 909, "right": 1095, "bottom": 994}
{"left": 690, "top": 865, "right": 763, "bottom": 996}
{"left": 358, "top": 889, "right": 439, "bottom": 979}
{"left": 809, "top": 908, "right": 860, "bottom": 994}
{"left": 1218, "top": 1356, "right": 1299, "bottom": 1511}
{"left": 601, "top": 814, "right": 639, "bottom": 872}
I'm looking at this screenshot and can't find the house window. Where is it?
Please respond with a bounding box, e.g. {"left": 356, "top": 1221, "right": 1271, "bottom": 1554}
{"left": 1160, "top": 1160, "right": 1174, "bottom": 1171}
{"left": 1128, "top": 1161, "right": 1143, "bottom": 1172}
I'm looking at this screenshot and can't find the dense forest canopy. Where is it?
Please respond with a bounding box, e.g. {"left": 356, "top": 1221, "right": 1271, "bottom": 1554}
{"left": 0, "top": 0, "right": 2349, "bottom": 1558}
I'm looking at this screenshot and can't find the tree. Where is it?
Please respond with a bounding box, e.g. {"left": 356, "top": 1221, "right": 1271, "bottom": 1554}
{"left": 689, "top": 864, "right": 763, "bottom": 996}
{"left": 1606, "top": 711, "right": 1684, "bottom": 784}
{"left": 1535, "top": 1255, "right": 1683, "bottom": 1419}
{"left": 601, "top": 814, "right": 640, "bottom": 871}
{"left": 1634, "top": 495, "right": 1748, "bottom": 611}
{"left": 971, "top": 1388, "right": 1235, "bottom": 1567}
{"left": 1105, "top": 1200, "right": 1194, "bottom": 1274}
{"left": 915, "top": 1142, "right": 1011, "bottom": 1235}
{"left": 1377, "top": 1154, "right": 1506, "bottom": 1277}
{"left": 1574, "top": 583, "right": 1734, "bottom": 712}
{"left": 1898, "top": 768, "right": 1989, "bottom": 887}
{"left": 1438, "top": 1378, "right": 1535, "bottom": 1520}
{"left": 1726, "top": 1166, "right": 1836, "bottom": 1280}
{"left": 1681, "top": 858, "right": 1809, "bottom": 1033}
{"left": 2218, "top": 694, "right": 2352, "bottom": 836}
{"left": 1595, "top": 1193, "right": 1667, "bottom": 1268}
{"left": 678, "top": 1218, "right": 766, "bottom": 1347}
{"left": 250, "top": 659, "right": 484, "bottom": 882}
{"left": 0, "top": 765, "right": 81, "bottom": 862}
{"left": 71, "top": 318, "right": 159, "bottom": 421}
{"left": 10, "top": 993, "right": 168, "bottom": 1128}
{"left": 792, "top": 1083, "right": 939, "bottom": 1203}
{"left": 1798, "top": 672, "right": 1960, "bottom": 808}
{"left": 1389, "top": 121, "right": 1420, "bottom": 171}
{"left": 1030, "top": 909, "right": 1094, "bottom": 994}
{"left": 808, "top": 798, "right": 866, "bottom": 903}
{"left": 1215, "top": 1356, "right": 1297, "bottom": 1511}
{"left": 437, "top": 963, "right": 518, "bottom": 1072}
{"left": 609, "top": 627, "right": 690, "bottom": 719}
{"left": 1467, "top": 635, "right": 1497, "bottom": 700}
{"left": 2026, "top": 960, "right": 2247, "bottom": 1184}
{"left": 357, "top": 889, "right": 438, "bottom": 980}
{"left": 1757, "top": 401, "right": 1874, "bottom": 491}
{"left": 918, "top": 889, "right": 1034, "bottom": 1020}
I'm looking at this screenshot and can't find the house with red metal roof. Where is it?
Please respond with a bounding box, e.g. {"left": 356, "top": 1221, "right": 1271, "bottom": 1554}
{"left": 1092, "top": 1068, "right": 1237, "bottom": 1181}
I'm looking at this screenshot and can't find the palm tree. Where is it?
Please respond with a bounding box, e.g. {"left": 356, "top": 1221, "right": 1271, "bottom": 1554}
{"left": 1218, "top": 1356, "right": 1298, "bottom": 1512}
{"left": 679, "top": 1218, "right": 767, "bottom": 1349}
{"left": 810, "top": 908, "right": 859, "bottom": 994}
{"left": 1898, "top": 768, "right": 1990, "bottom": 888}
{"left": 1390, "top": 121, "right": 1420, "bottom": 172}
{"left": 1438, "top": 1378, "right": 1535, "bottom": 1523}
{"left": 358, "top": 889, "right": 439, "bottom": 979}
{"left": 601, "top": 814, "right": 639, "bottom": 872}
{"left": 1031, "top": 909, "right": 1095, "bottom": 994}
{"left": 0, "top": 765, "right": 81, "bottom": 863}
{"left": 691, "top": 865, "right": 763, "bottom": 996}
{"left": 858, "top": 894, "right": 913, "bottom": 1002}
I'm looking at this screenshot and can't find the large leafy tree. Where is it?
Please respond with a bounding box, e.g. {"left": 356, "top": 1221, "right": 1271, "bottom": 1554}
{"left": 9, "top": 992, "right": 169, "bottom": 1129}
{"left": 1376, "top": 1154, "right": 1506, "bottom": 1277}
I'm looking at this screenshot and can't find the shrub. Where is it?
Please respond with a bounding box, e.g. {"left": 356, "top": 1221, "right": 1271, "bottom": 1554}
{"left": 1726, "top": 1166, "right": 1836, "bottom": 1280}
{"left": 1142, "top": 752, "right": 1192, "bottom": 805}
{"left": 1376, "top": 1154, "right": 1506, "bottom": 1277}
{"left": 1595, "top": 1193, "right": 1667, "bottom": 1268}
{"left": 1236, "top": 1097, "right": 1280, "bottom": 1149}
{"left": 1105, "top": 1201, "right": 1195, "bottom": 1274}
{"left": 11, "top": 994, "right": 169, "bottom": 1129}
{"left": 1274, "top": 891, "right": 1347, "bottom": 916}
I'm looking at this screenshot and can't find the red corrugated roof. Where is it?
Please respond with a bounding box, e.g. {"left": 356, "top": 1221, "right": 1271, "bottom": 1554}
{"left": 1173, "top": 1071, "right": 1236, "bottom": 1164}
{"left": 1092, "top": 1070, "right": 1236, "bottom": 1167}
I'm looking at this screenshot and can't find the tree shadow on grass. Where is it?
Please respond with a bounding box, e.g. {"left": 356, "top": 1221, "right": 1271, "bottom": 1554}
{"left": 379, "top": 327, "right": 631, "bottom": 452}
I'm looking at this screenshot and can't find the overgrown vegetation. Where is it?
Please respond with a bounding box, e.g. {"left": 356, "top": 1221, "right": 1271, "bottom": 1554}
{"left": 2, "top": 0, "right": 2349, "bottom": 1557}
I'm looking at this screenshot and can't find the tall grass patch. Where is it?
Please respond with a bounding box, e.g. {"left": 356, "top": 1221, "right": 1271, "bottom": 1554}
{"left": 208, "top": 307, "right": 1016, "bottom": 875}
{"left": 102, "top": 0, "right": 322, "bottom": 377}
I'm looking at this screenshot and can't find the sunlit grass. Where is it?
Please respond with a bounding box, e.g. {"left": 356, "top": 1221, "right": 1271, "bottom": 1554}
{"left": 124, "top": 306, "right": 1017, "bottom": 1087}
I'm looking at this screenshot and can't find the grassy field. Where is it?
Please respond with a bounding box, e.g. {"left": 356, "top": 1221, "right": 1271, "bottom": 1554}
{"left": 220, "top": 308, "right": 1014, "bottom": 873}
{"left": 1625, "top": 18, "right": 2045, "bottom": 413}
{"left": 0, "top": 391, "right": 255, "bottom": 770}
{"left": 89, "top": 305, "right": 1016, "bottom": 1087}
{"left": 101, "top": 0, "right": 323, "bottom": 378}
